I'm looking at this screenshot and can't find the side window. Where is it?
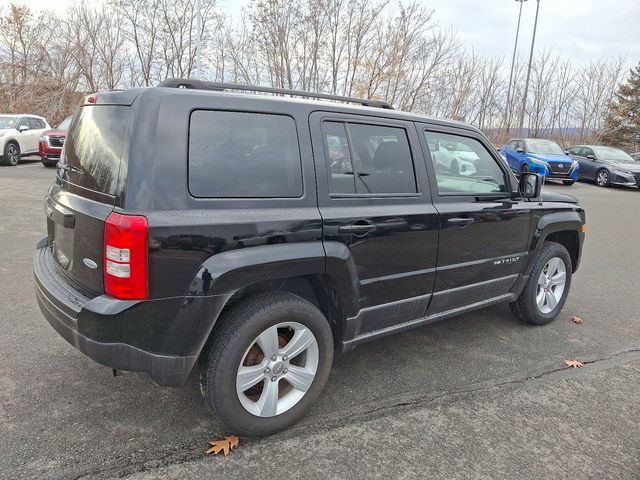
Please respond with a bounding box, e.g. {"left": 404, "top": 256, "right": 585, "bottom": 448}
{"left": 321, "top": 121, "right": 417, "bottom": 195}
{"left": 16, "top": 117, "right": 29, "bottom": 130}
{"left": 516, "top": 140, "right": 526, "bottom": 151}
{"left": 322, "top": 122, "right": 355, "bottom": 194}
{"left": 508, "top": 140, "right": 517, "bottom": 150}
{"left": 583, "top": 147, "right": 594, "bottom": 157}
{"left": 569, "top": 147, "right": 583, "bottom": 156}
{"left": 424, "top": 131, "right": 508, "bottom": 195}
{"left": 28, "top": 117, "right": 44, "bottom": 129}
{"left": 188, "top": 111, "right": 303, "bottom": 198}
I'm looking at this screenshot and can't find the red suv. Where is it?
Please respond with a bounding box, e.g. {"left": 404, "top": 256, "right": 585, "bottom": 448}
{"left": 39, "top": 116, "right": 72, "bottom": 167}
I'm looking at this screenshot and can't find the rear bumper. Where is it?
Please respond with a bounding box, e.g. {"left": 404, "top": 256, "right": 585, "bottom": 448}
{"left": 33, "top": 239, "right": 219, "bottom": 386}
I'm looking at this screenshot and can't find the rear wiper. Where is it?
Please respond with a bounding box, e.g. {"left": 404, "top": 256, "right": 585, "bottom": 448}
{"left": 58, "top": 163, "right": 84, "bottom": 175}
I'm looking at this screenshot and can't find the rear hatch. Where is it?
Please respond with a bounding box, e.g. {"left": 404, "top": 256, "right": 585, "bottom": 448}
{"left": 46, "top": 103, "right": 132, "bottom": 296}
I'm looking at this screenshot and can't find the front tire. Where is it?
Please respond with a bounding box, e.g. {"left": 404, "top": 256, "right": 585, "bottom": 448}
{"left": 595, "top": 169, "right": 610, "bottom": 187}
{"left": 2, "top": 142, "right": 20, "bottom": 166}
{"left": 510, "top": 242, "right": 572, "bottom": 325}
{"left": 200, "top": 291, "right": 334, "bottom": 436}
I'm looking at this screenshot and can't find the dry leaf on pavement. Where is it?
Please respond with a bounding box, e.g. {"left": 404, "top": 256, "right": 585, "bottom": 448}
{"left": 571, "top": 316, "right": 582, "bottom": 324}
{"left": 564, "top": 359, "right": 583, "bottom": 368}
{"left": 206, "top": 436, "right": 239, "bottom": 456}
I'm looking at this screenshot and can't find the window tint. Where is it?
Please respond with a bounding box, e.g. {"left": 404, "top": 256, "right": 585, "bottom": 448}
{"left": 189, "top": 111, "right": 303, "bottom": 198}
{"left": 322, "top": 122, "right": 355, "bottom": 194}
{"left": 28, "top": 117, "right": 45, "bottom": 129}
{"left": 64, "top": 105, "right": 131, "bottom": 195}
{"left": 322, "top": 121, "right": 417, "bottom": 195}
{"left": 16, "top": 117, "right": 28, "bottom": 130}
{"left": 424, "top": 131, "right": 507, "bottom": 195}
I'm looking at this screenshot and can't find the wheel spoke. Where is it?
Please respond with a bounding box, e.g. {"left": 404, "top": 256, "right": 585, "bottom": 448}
{"left": 545, "top": 290, "right": 558, "bottom": 310}
{"left": 537, "top": 273, "right": 547, "bottom": 286}
{"left": 256, "top": 326, "right": 279, "bottom": 358}
{"left": 285, "top": 365, "right": 315, "bottom": 392}
{"left": 546, "top": 258, "right": 560, "bottom": 276}
{"left": 536, "top": 288, "right": 545, "bottom": 308}
{"left": 280, "top": 327, "right": 315, "bottom": 360}
{"left": 236, "top": 363, "right": 266, "bottom": 392}
{"left": 551, "top": 270, "right": 566, "bottom": 286}
{"left": 256, "top": 378, "right": 279, "bottom": 417}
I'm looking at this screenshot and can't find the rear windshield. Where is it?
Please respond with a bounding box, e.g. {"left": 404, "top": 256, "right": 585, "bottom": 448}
{"left": 62, "top": 105, "right": 130, "bottom": 195}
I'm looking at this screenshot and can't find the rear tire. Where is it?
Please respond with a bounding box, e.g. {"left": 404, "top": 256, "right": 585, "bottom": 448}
{"left": 563, "top": 180, "right": 575, "bottom": 186}
{"left": 199, "top": 291, "right": 334, "bottom": 437}
{"left": 2, "top": 142, "right": 20, "bottom": 166}
{"left": 511, "top": 242, "right": 572, "bottom": 325}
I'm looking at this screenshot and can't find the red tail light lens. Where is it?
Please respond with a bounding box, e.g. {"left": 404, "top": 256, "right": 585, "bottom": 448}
{"left": 104, "top": 212, "right": 148, "bottom": 300}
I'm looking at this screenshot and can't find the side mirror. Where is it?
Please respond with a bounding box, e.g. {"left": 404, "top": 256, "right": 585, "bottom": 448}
{"left": 18, "top": 125, "right": 29, "bottom": 132}
{"left": 586, "top": 154, "right": 596, "bottom": 160}
{"left": 519, "top": 172, "right": 542, "bottom": 199}
{"left": 516, "top": 148, "right": 525, "bottom": 154}
{"left": 564, "top": 150, "right": 570, "bottom": 155}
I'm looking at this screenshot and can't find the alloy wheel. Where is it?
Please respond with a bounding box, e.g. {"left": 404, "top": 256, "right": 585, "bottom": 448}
{"left": 536, "top": 257, "right": 566, "bottom": 314}
{"left": 236, "top": 322, "right": 319, "bottom": 417}
{"left": 7, "top": 145, "right": 19, "bottom": 166}
{"left": 596, "top": 170, "right": 608, "bottom": 186}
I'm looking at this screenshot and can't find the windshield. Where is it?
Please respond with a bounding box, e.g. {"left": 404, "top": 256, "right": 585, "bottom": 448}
{"left": 526, "top": 140, "right": 564, "bottom": 155}
{"left": 592, "top": 147, "right": 635, "bottom": 163}
{"left": 0, "top": 116, "right": 17, "bottom": 129}
{"left": 57, "top": 116, "right": 72, "bottom": 131}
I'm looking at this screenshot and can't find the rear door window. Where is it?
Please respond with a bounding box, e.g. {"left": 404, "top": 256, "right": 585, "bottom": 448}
{"left": 188, "top": 111, "right": 303, "bottom": 198}
{"left": 321, "top": 121, "right": 417, "bottom": 195}
{"left": 28, "top": 117, "right": 45, "bottom": 129}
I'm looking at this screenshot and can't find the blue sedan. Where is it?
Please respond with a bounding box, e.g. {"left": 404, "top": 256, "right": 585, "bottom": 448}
{"left": 500, "top": 138, "right": 579, "bottom": 185}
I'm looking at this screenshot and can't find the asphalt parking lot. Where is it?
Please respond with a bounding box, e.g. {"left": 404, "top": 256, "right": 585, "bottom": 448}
{"left": 1, "top": 160, "right": 639, "bottom": 479}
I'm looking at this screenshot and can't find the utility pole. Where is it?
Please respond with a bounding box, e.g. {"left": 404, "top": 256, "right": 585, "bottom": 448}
{"left": 505, "top": 0, "right": 527, "bottom": 134}
{"left": 518, "top": 0, "right": 541, "bottom": 136}
{"left": 195, "top": 0, "right": 202, "bottom": 79}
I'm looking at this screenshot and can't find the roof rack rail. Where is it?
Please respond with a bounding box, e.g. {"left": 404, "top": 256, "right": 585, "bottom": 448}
{"left": 157, "top": 78, "right": 394, "bottom": 110}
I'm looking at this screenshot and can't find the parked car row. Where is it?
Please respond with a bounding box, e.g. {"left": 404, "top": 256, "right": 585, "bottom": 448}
{"left": 499, "top": 137, "right": 640, "bottom": 189}
{"left": 0, "top": 113, "right": 71, "bottom": 167}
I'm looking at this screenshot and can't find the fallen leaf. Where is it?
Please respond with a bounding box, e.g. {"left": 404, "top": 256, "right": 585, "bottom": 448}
{"left": 564, "top": 359, "right": 583, "bottom": 368}
{"left": 206, "top": 436, "right": 239, "bottom": 456}
{"left": 571, "top": 316, "right": 582, "bottom": 324}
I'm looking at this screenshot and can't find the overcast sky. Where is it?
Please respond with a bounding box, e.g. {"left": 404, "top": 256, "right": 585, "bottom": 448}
{"left": 6, "top": 0, "right": 640, "bottom": 67}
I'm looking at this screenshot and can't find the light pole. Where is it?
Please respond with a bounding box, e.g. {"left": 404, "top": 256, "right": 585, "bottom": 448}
{"left": 505, "top": 0, "right": 527, "bottom": 134}
{"left": 195, "top": 0, "right": 202, "bottom": 79}
{"left": 518, "top": 0, "right": 541, "bottom": 136}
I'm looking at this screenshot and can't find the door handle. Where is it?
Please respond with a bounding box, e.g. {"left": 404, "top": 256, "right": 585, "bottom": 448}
{"left": 447, "top": 217, "right": 474, "bottom": 228}
{"left": 339, "top": 222, "right": 377, "bottom": 234}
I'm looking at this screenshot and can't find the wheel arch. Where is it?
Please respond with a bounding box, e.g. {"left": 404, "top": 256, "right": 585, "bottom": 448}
{"left": 192, "top": 241, "right": 360, "bottom": 365}
{"left": 528, "top": 211, "right": 584, "bottom": 274}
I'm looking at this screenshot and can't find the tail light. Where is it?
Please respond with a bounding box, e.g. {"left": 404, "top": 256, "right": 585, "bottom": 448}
{"left": 104, "top": 212, "right": 148, "bottom": 300}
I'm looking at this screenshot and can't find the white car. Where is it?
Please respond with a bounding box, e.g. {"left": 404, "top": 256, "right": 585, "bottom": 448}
{"left": 0, "top": 114, "right": 50, "bottom": 166}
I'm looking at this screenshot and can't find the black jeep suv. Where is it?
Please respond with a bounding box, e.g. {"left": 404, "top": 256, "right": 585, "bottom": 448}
{"left": 34, "top": 80, "right": 585, "bottom": 436}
